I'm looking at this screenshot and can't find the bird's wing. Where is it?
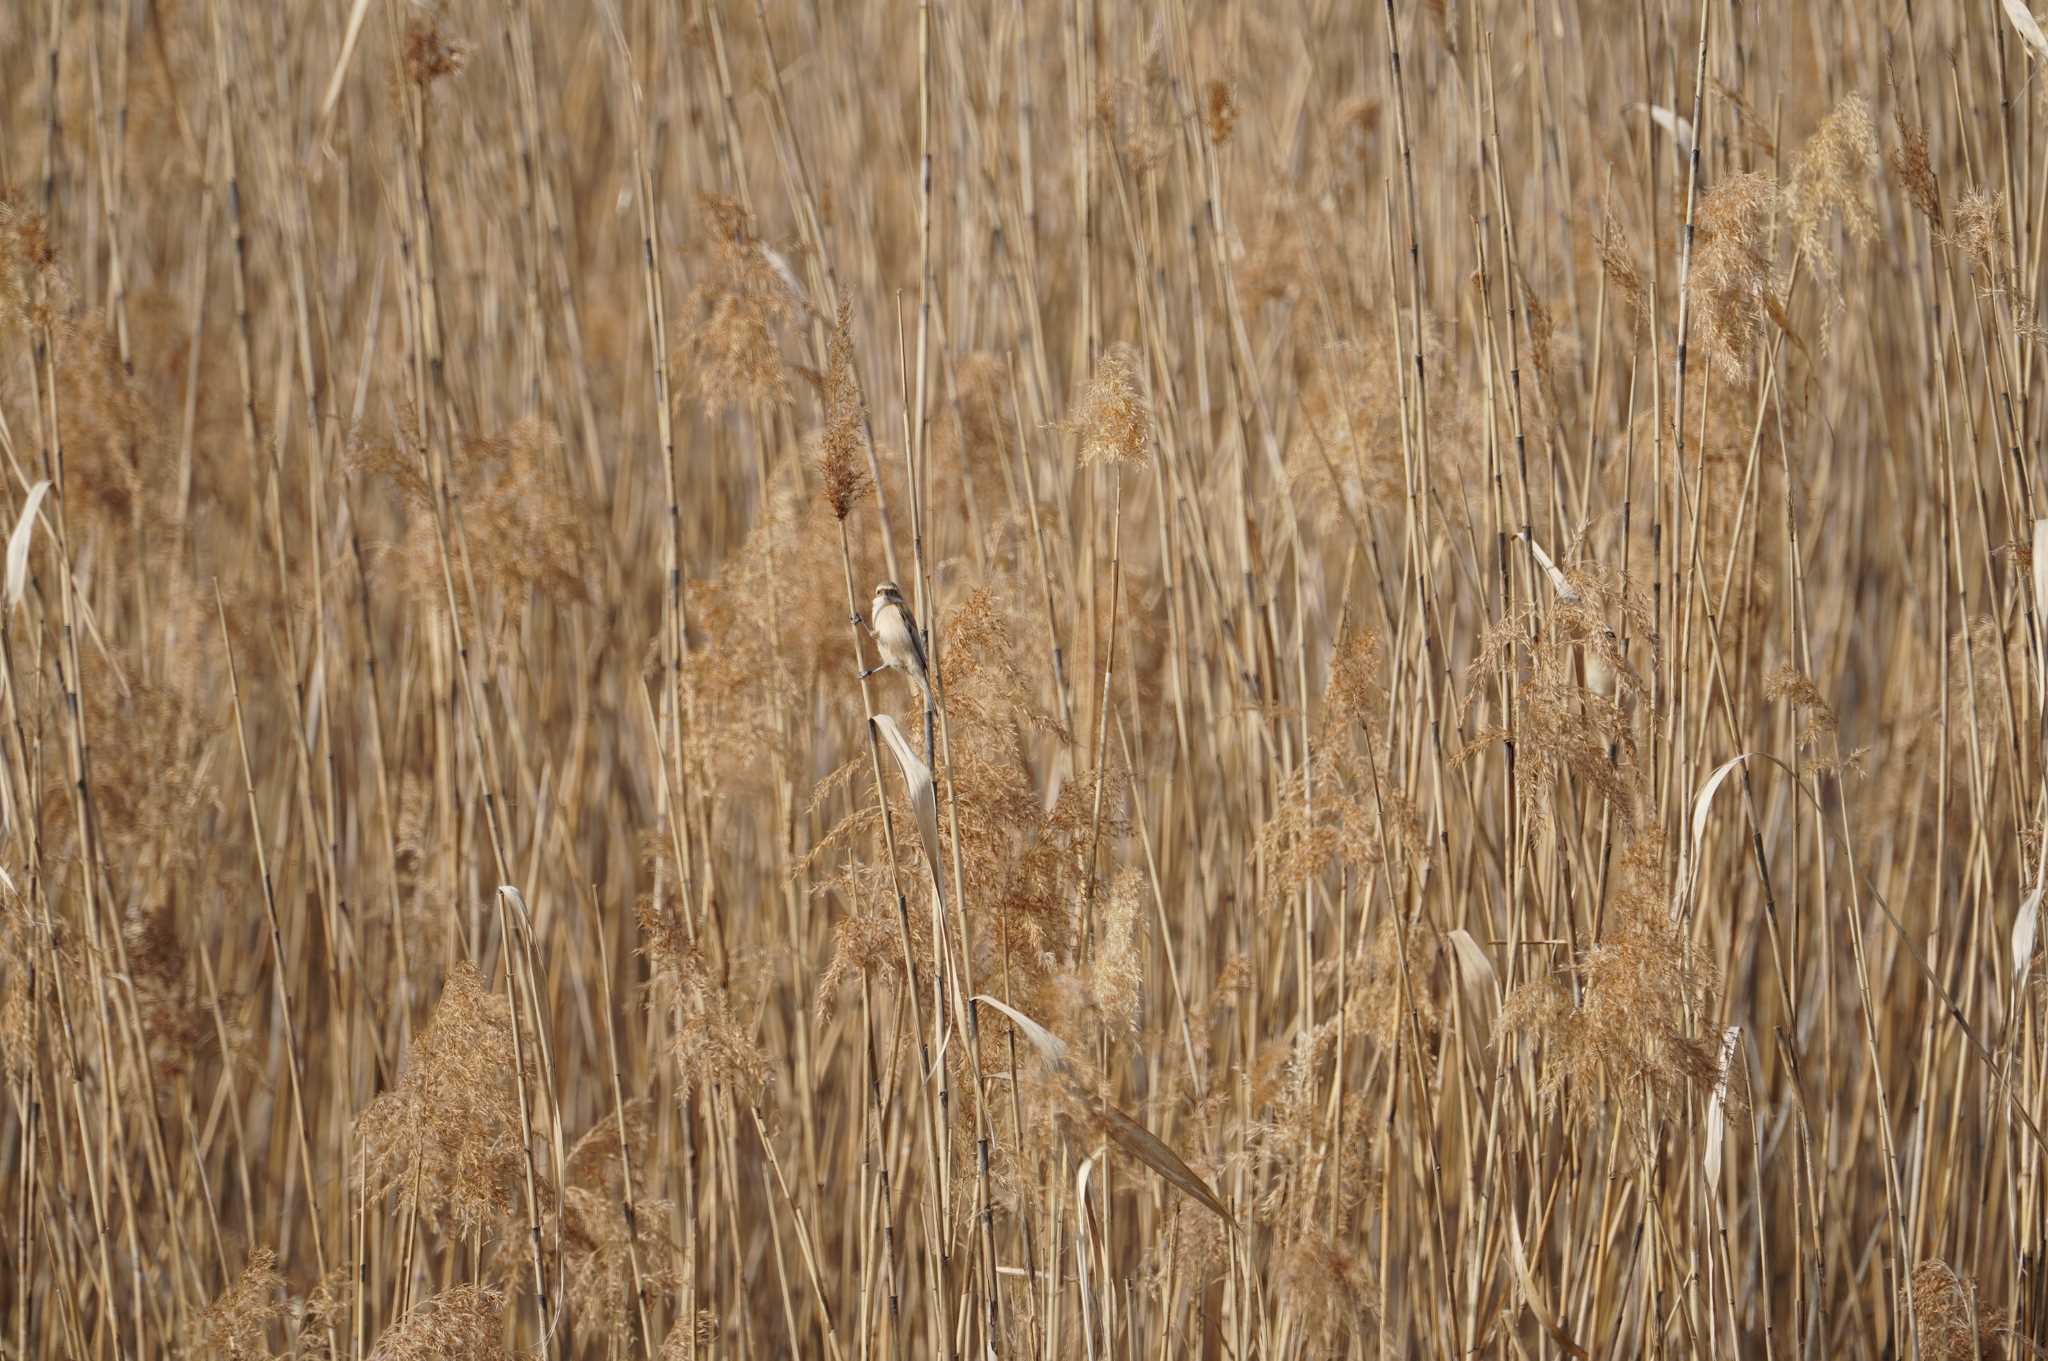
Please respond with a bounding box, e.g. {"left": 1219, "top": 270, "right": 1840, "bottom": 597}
{"left": 906, "top": 610, "right": 929, "bottom": 679}
{"left": 881, "top": 603, "right": 929, "bottom": 680}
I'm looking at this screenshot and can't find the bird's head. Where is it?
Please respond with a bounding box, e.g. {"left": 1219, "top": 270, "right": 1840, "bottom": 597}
{"left": 873, "top": 581, "right": 904, "bottom": 605}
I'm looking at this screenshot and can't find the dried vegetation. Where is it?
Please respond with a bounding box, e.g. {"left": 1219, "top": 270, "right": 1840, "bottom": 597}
{"left": 0, "top": 3, "right": 2044, "bottom": 1359}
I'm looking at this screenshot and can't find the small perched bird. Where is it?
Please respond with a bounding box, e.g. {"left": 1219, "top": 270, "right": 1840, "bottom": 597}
{"left": 861, "top": 580, "right": 933, "bottom": 700}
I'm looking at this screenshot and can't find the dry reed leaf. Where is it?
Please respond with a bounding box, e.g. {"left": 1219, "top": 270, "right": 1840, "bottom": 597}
{"left": 2015, "top": 852, "right": 2044, "bottom": 986}
{"left": 1703, "top": 1024, "right": 1741, "bottom": 1196}
{"left": 6, "top": 480, "right": 50, "bottom": 609}
{"left": 1447, "top": 928, "right": 1499, "bottom": 1021}
{"left": 927, "top": 978, "right": 958, "bottom": 1070}
{"left": 871, "top": 713, "right": 941, "bottom": 874}
{"left": 1507, "top": 1218, "right": 1589, "bottom": 1358}
{"left": 1638, "top": 104, "right": 1695, "bottom": 161}
{"left": 1761, "top": 293, "right": 1813, "bottom": 360}
{"left": 314, "top": 0, "right": 375, "bottom": 129}
{"left": 497, "top": 885, "right": 534, "bottom": 940}
{"left": 1092, "top": 1095, "right": 1235, "bottom": 1226}
{"left": 2033, "top": 518, "right": 2048, "bottom": 707}
{"left": 1518, "top": 532, "right": 1580, "bottom": 604}
{"left": 973, "top": 992, "right": 1232, "bottom": 1224}
{"left": 1042, "top": 745, "right": 1073, "bottom": 814}
{"left": 973, "top": 991, "right": 1070, "bottom": 1066}
{"left": 1677, "top": 753, "right": 1760, "bottom": 918}
{"left": 2004, "top": 0, "right": 2048, "bottom": 60}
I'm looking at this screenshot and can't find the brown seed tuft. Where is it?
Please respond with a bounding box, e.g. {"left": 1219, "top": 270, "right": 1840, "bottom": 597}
{"left": 1891, "top": 112, "right": 1943, "bottom": 226}
{"left": 367, "top": 1285, "right": 510, "bottom": 1361}
{"left": 1906, "top": 1261, "right": 2008, "bottom": 1361}
{"left": 561, "top": 1102, "right": 683, "bottom": 1335}
{"left": 1691, "top": 171, "right": 1781, "bottom": 377}
{"left": 1766, "top": 666, "right": 1848, "bottom": 772}
{"left": 1204, "top": 80, "right": 1239, "bottom": 144}
{"left": 1502, "top": 841, "right": 1723, "bottom": 1136}
{"left": 816, "top": 300, "right": 871, "bottom": 520}
{"left": 1597, "top": 204, "right": 1647, "bottom": 321}
{"left": 1071, "top": 346, "right": 1151, "bottom": 467}
{"left": 0, "top": 191, "right": 67, "bottom": 330}
{"left": 185, "top": 1249, "right": 284, "bottom": 1361}
{"left": 1280, "top": 1233, "right": 1381, "bottom": 1347}
{"left": 1943, "top": 189, "right": 2007, "bottom": 271}
{"left": 1087, "top": 870, "right": 1147, "bottom": 1033}
{"left": 639, "top": 894, "right": 767, "bottom": 1100}
{"left": 1786, "top": 95, "right": 1879, "bottom": 277}
{"left": 355, "top": 961, "right": 542, "bottom": 1241}
{"left": 679, "top": 195, "right": 796, "bottom": 409}
{"left": 356, "top": 417, "right": 591, "bottom": 615}
{"left": 404, "top": 18, "right": 469, "bottom": 86}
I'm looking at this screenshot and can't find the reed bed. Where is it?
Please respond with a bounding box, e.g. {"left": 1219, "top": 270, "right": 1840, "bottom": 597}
{"left": 0, "top": 1, "right": 2045, "bottom": 1357}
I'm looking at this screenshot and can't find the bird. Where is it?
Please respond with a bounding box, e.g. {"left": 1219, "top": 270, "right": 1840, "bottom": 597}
{"left": 861, "top": 580, "right": 933, "bottom": 700}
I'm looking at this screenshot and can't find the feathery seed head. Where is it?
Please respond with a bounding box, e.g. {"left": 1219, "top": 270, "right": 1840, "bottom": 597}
{"left": 1072, "top": 346, "right": 1151, "bottom": 467}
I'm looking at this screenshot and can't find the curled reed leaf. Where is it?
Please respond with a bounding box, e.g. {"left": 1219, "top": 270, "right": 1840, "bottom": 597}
{"left": 1637, "top": 103, "right": 1695, "bottom": 161}
{"left": 2015, "top": 854, "right": 2044, "bottom": 986}
{"left": 1092, "top": 1095, "right": 1235, "bottom": 1226}
{"left": 871, "top": 713, "right": 941, "bottom": 875}
{"left": 497, "top": 884, "right": 533, "bottom": 939}
{"left": 1690, "top": 755, "right": 1752, "bottom": 855}
{"left": 2004, "top": 0, "right": 2048, "bottom": 61}
{"left": 314, "top": 0, "right": 376, "bottom": 128}
{"left": 1676, "top": 753, "right": 1775, "bottom": 920}
{"left": 1703, "top": 1025, "right": 1742, "bottom": 1196}
{"left": 2033, "top": 519, "right": 2048, "bottom": 708}
{"left": 6, "top": 480, "right": 51, "bottom": 609}
{"left": 1447, "top": 928, "right": 1500, "bottom": 1021}
{"left": 972, "top": 992, "right": 1232, "bottom": 1225}
{"left": 1675, "top": 754, "right": 1748, "bottom": 918}
{"left": 1508, "top": 1218, "right": 1589, "bottom": 1359}
{"left": 972, "top": 992, "right": 1069, "bottom": 1067}
{"left": 1518, "top": 531, "right": 1580, "bottom": 604}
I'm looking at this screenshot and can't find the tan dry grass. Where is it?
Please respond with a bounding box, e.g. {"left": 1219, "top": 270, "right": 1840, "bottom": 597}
{"left": 0, "top": 2, "right": 2043, "bottom": 1359}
